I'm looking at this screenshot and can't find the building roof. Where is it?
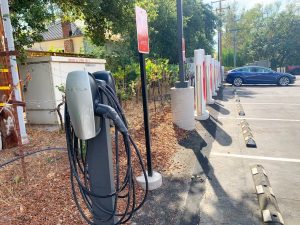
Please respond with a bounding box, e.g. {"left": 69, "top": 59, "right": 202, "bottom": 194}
{"left": 42, "top": 21, "right": 83, "bottom": 41}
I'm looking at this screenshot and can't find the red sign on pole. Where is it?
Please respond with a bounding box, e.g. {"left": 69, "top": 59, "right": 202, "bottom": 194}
{"left": 135, "top": 6, "right": 149, "bottom": 54}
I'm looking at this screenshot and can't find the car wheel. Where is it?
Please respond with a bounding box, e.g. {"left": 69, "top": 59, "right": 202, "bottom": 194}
{"left": 233, "top": 77, "right": 243, "bottom": 87}
{"left": 278, "top": 76, "right": 290, "bottom": 86}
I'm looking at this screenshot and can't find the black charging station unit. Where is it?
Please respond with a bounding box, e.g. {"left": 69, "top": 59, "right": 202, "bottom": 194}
{"left": 65, "top": 70, "right": 148, "bottom": 225}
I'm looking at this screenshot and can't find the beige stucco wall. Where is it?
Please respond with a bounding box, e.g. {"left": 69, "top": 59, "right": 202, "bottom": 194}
{"left": 30, "top": 36, "right": 84, "bottom": 53}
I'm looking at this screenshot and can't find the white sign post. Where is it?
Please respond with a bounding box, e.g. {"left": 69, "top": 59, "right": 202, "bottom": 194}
{"left": 194, "top": 49, "right": 209, "bottom": 120}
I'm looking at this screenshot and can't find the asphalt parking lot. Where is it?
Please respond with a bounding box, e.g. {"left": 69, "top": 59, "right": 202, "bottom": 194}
{"left": 198, "top": 78, "right": 300, "bottom": 224}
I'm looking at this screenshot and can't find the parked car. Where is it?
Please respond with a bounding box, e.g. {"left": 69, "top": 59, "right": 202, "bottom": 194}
{"left": 286, "top": 66, "right": 300, "bottom": 75}
{"left": 226, "top": 66, "right": 296, "bottom": 86}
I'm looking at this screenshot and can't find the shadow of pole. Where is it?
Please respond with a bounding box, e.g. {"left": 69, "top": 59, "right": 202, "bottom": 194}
{"left": 179, "top": 86, "right": 259, "bottom": 225}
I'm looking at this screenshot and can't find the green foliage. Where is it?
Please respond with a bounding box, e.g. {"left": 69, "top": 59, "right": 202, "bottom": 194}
{"left": 222, "top": 48, "right": 245, "bottom": 67}
{"left": 113, "top": 63, "right": 139, "bottom": 100}
{"left": 56, "top": 84, "right": 65, "bottom": 94}
{"left": 10, "top": 0, "right": 218, "bottom": 71}
{"left": 222, "top": 2, "right": 300, "bottom": 68}
{"left": 112, "top": 58, "right": 178, "bottom": 101}
{"left": 9, "top": 0, "right": 54, "bottom": 50}
{"left": 183, "top": 0, "right": 218, "bottom": 57}
{"left": 145, "top": 0, "right": 218, "bottom": 63}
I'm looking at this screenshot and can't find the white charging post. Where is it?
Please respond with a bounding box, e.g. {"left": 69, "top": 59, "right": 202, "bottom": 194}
{"left": 212, "top": 59, "right": 217, "bottom": 97}
{"left": 217, "top": 61, "right": 221, "bottom": 88}
{"left": 222, "top": 66, "right": 225, "bottom": 82}
{"left": 219, "top": 62, "right": 222, "bottom": 87}
{"left": 194, "top": 49, "right": 209, "bottom": 120}
{"left": 206, "top": 55, "right": 215, "bottom": 105}
{"left": 215, "top": 60, "right": 220, "bottom": 91}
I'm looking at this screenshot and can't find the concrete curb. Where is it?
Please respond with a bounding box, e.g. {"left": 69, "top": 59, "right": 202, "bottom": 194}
{"left": 234, "top": 89, "right": 240, "bottom": 102}
{"left": 251, "top": 165, "right": 284, "bottom": 225}
{"left": 240, "top": 120, "right": 257, "bottom": 148}
{"left": 237, "top": 102, "right": 245, "bottom": 116}
{"left": 234, "top": 90, "right": 245, "bottom": 116}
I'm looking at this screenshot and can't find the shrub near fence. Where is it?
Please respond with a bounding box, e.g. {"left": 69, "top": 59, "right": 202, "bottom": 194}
{"left": 113, "top": 58, "right": 179, "bottom": 112}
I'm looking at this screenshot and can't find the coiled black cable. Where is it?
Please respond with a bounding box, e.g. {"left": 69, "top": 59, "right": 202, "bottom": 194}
{"left": 65, "top": 77, "right": 148, "bottom": 225}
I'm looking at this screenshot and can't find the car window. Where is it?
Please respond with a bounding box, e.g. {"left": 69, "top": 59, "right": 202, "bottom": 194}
{"left": 250, "top": 67, "right": 258, "bottom": 72}
{"left": 250, "top": 67, "right": 270, "bottom": 73}
{"left": 235, "top": 67, "right": 250, "bottom": 72}
{"left": 261, "top": 68, "right": 271, "bottom": 73}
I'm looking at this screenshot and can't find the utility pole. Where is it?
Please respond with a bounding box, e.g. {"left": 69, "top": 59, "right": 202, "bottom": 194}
{"left": 233, "top": 30, "right": 237, "bottom": 67}
{"left": 211, "top": 0, "right": 227, "bottom": 75}
{"left": 175, "top": 0, "right": 189, "bottom": 88}
{"left": 229, "top": 28, "right": 240, "bottom": 67}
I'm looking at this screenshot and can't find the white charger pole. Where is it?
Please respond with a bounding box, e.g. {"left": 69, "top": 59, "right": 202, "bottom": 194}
{"left": 222, "top": 66, "right": 225, "bottom": 82}
{"left": 217, "top": 61, "right": 221, "bottom": 88}
{"left": 206, "top": 55, "right": 215, "bottom": 105}
{"left": 219, "top": 62, "right": 222, "bottom": 86}
{"left": 194, "top": 49, "right": 209, "bottom": 120}
{"left": 212, "top": 59, "right": 217, "bottom": 97}
{"left": 216, "top": 61, "right": 220, "bottom": 90}
{"left": 216, "top": 60, "right": 220, "bottom": 91}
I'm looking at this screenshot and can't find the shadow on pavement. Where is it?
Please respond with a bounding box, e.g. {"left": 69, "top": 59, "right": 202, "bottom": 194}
{"left": 132, "top": 176, "right": 191, "bottom": 225}
{"left": 208, "top": 103, "right": 230, "bottom": 116}
{"left": 178, "top": 129, "right": 259, "bottom": 225}
{"left": 133, "top": 84, "right": 259, "bottom": 225}
{"left": 199, "top": 117, "right": 232, "bottom": 146}
{"left": 178, "top": 86, "right": 259, "bottom": 225}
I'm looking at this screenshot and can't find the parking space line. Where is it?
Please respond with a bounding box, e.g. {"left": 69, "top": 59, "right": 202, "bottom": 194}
{"left": 211, "top": 152, "right": 300, "bottom": 163}
{"left": 217, "top": 116, "right": 300, "bottom": 122}
{"left": 220, "top": 102, "right": 300, "bottom": 106}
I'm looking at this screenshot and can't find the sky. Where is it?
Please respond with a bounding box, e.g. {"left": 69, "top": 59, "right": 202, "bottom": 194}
{"left": 203, "top": 0, "right": 299, "bottom": 10}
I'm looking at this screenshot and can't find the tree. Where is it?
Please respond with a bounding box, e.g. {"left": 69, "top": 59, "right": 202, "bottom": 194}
{"left": 222, "top": 2, "right": 300, "bottom": 68}
{"left": 9, "top": 0, "right": 54, "bottom": 51}
{"left": 248, "top": 4, "right": 300, "bottom": 67}
{"left": 183, "top": 0, "right": 218, "bottom": 58}
{"left": 9, "top": 0, "right": 136, "bottom": 51}
{"left": 10, "top": 0, "right": 218, "bottom": 69}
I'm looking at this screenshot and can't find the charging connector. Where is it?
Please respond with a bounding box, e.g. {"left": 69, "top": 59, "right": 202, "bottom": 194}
{"left": 65, "top": 72, "right": 148, "bottom": 225}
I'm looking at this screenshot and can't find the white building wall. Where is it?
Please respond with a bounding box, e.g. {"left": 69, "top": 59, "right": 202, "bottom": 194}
{"left": 19, "top": 56, "right": 106, "bottom": 125}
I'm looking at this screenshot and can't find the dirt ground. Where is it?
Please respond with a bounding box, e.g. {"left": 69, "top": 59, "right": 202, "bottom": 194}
{"left": 0, "top": 101, "right": 188, "bottom": 225}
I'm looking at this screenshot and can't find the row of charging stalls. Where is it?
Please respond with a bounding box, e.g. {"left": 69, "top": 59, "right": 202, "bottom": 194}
{"left": 18, "top": 56, "right": 106, "bottom": 125}
{"left": 187, "top": 49, "right": 224, "bottom": 120}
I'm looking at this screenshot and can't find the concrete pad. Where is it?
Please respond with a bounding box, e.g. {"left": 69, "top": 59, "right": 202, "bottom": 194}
{"left": 241, "top": 103, "right": 300, "bottom": 120}
{"left": 245, "top": 120, "right": 300, "bottom": 159}
{"left": 199, "top": 156, "right": 260, "bottom": 225}
{"left": 199, "top": 79, "right": 300, "bottom": 225}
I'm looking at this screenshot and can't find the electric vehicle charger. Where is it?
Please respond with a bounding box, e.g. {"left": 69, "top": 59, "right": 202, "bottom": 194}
{"left": 65, "top": 72, "right": 148, "bottom": 225}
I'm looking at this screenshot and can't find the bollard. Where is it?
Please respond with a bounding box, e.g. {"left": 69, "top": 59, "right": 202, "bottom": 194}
{"left": 194, "top": 49, "right": 210, "bottom": 120}
{"left": 221, "top": 66, "right": 225, "bottom": 82}
{"left": 218, "top": 62, "right": 222, "bottom": 88}
{"left": 215, "top": 61, "right": 220, "bottom": 91}
{"left": 212, "top": 59, "right": 218, "bottom": 96}
{"left": 206, "top": 55, "right": 215, "bottom": 105}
